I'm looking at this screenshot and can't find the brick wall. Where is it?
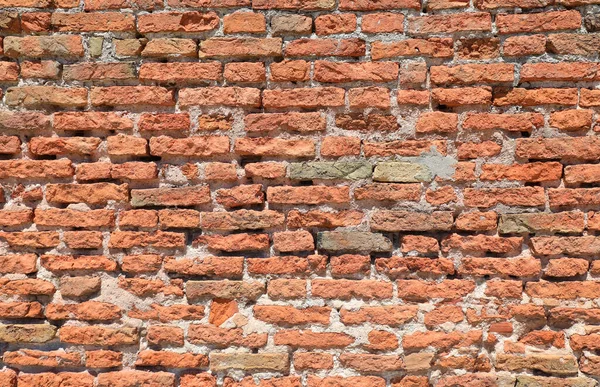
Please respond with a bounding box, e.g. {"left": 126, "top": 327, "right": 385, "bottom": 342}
{"left": 0, "top": 0, "right": 599, "bottom": 385}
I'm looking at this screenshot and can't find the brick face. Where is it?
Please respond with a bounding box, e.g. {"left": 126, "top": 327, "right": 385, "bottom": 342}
{"left": 0, "top": 1, "right": 597, "bottom": 386}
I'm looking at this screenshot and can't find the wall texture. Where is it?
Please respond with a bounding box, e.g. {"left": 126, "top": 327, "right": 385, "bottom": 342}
{"left": 1, "top": 0, "right": 600, "bottom": 386}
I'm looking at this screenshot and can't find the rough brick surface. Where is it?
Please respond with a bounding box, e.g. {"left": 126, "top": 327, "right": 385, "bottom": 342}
{"left": 0, "top": 0, "right": 599, "bottom": 386}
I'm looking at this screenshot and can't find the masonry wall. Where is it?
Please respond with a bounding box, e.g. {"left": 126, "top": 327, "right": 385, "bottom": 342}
{"left": 0, "top": 0, "right": 600, "bottom": 386}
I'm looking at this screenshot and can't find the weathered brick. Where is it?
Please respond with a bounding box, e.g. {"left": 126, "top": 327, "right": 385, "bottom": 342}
{"left": 408, "top": 13, "right": 492, "bottom": 34}
{"left": 315, "top": 61, "right": 397, "bottom": 83}
{"left": 372, "top": 38, "right": 453, "bottom": 60}
{"left": 373, "top": 162, "right": 432, "bottom": 183}
{"left": 187, "top": 280, "right": 264, "bottom": 300}
{"left": 6, "top": 86, "right": 87, "bottom": 108}
{"left": 46, "top": 183, "right": 128, "bottom": 205}
{"left": 91, "top": 86, "right": 174, "bottom": 107}
{"left": 317, "top": 231, "right": 392, "bottom": 253}
{"left": 362, "top": 13, "right": 404, "bottom": 33}
{"left": 497, "top": 11, "right": 581, "bottom": 34}
{"left": 179, "top": 87, "right": 260, "bottom": 108}
{"left": 371, "top": 211, "right": 454, "bottom": 232}
{"left": 139, "top": 62, "right": 221, "bottom": 83}
{"left": 286, "top": 37, "right": 365, "bottom": 57}
{"left": 210, "top": 353, "right": 288, "bottom": 372}
{"left": 236, "top": 138, "right": 315, "bottom": 157}
{"left": 131, "top": 186, "right": 210, "bottom": 207}
{"left": 494, "top": 88, "right": 578, "bottom": 106}
{"left": 268, "top": 186, "right": 349, "bottom": 205}
{"left": 0, "top": 324, "right": 56, "bottom": 343}
{"left": 4, "top": 35, "right": 83, "bottom": 58}
{"left": 200, "top": 37, "right": 282, "bottom": 58}
{"left": 200, "top": 210, "right": 284, "bottom": 230}
{"left": 224, "top": 11, "right": 265, "bottom": 33}
{"left": 150, "top": 136, "right": 229, "bottom": 158}
{"left": 138, "top": 11, "right": 218, "bottom": 33}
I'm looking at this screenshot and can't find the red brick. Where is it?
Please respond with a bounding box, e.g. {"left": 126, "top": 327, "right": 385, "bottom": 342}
{"left": 253, "top": 0, "right": 331, "bottom": 9}
{"left": 270, "top": 60, "right": 310, "bottom": 81}
{"left": 224, "top": 62, "right": 265, "bottom": 83}
{"left": 159, "top": 209, "right": 200, "bottom": 228}
{"left": 408, "top": 13, "right": 491, "bottom": 34}
{"left": 497, "top": 10, "right": 581, "bottom": 34}
{"left": 294, "top": 353, "right": 334, "bottom": 370}
{"left": 287, "top": 210, "right": 363, "bottom": 228}
{"left": 248, "top": 255, "right": 326, "bottom": 276}
{"left": 364, "top": 139, "right": 446, "bottom": 156}
{"left": 503, "top": 34, "right": 547, "bottom": 57}
{"left": 139, "top": 62, "right": 221, "bottom": 83}
{"left": 97, "top": 371, "right": 174, "bottom": 387}
{"left": 22, "top": 61, "right": 60, "bottom": 80}
{"left": 86, "top": 350, "right": 122, "bottom": 368}
{"left": 41, "top": 254, "right": 116, "bottom": 272}
{"left": 494, "top": 88, "right": 578, "bottom": 106}
{"left": 550, "top": 109, "right": 593, "bottom": 131}
{"left": 199, "top": 37, "right": 282, "bottom": 58}
{"left": 18, "top": 373, "right": 93, "bottom": 387}
{"left": 245, "top": 112, "right": 325, "bottom": 133}
{"left": 463, "top": 112, "right": 544, "bottom": 132}
{"left": 375, "top": 257, "right": 454, "bottom": 278}
{"left": 29, "top": 137, "right": 101, "bottom": 156}
{"left": 362, "top": 13, "right": 404, "bottom": 33}
{"left": 285, "top": 38, "right": 365, "bottom": 57}
{"left": 107, "top": 135, "right": 148, "bottom": 156}
{"left": 179, "top": 87, "right": 261, "bottom": 108}
{"left": 150, "top": 136, "right": 229, "bottom": 158}
{"left": 235, "top": 137, "right": 315, "bottom": 157}
{"left": 75, "top": 163, "right": 112, "bottom": 183}
{"left": 51, "top": 12, "right": 134, "bottom": 31}
{"left": 263, "top": 87, "right": 344, "bottom": 109}
{"left": 195, "top": 233, "right": 269, "bottom": 252}
{"left": 349, "top": 87, "right": 390, "bottom": 109}
{"left": 139, "top": 113, "right": 191, "bottom": 132}
{"left": 430, "top": 63, "right": 514, "bottom": 85}
{"left": 371, "top": 38, "right": 453, "bottom": 60}
{"left": 275, "top": 330, "right": 354, "bottom": 348}
{"left": 91, "top": 86, "right": 174, "bottom": 107}
{"left": 315, "top": 14, "right": 356, "bottom": 35}
{"left": 432, "top": 87, "right": 492, "bottom": 106}
{"left": 224, "top": 11, "right": 266, "bottom": 33}
{"left": 312, "top": 279, "right": 393, "bottom": 300}
{"left": 273, "top": 230, "right": 314, "bottom": 252}
{"left": 141, "top": 38, "right": 195, "bottom": 57}
{"left": 188, "top": 325, "right": 267, "bottom": 347}
{"left": 109, "top": 231, "right": 185, "bottom": 248}
{"left": 397, "top": 279, "right": 475, "bottom": 301}
{"left": 517, "top": 137, "right": 600, "bottom": 161}
{"left": 267, "top": 186, "right": 349, "bottom": 205}
{"left": 308, "top": 376, "right": 385, "bottom": 387}
{"left": 458, "top": 141, "right": 502, "bottom": 160}
{"left": 315, "top": 61, "right": 398, "bottom": 83}
{"left": 138, "top": 11, "right": 218, "bottom": 33}
{"left": 34, "top": 209, "right": 114, "bottom": 228}
{"left": 200, "top": 210, "right": 284, "bottom": 231}
{"left": 321, "top": 136, "right": 361, "bottom": 157}
{"left": 340, "top": 0, "right": 419, "bottom": 9}
{"left": 480, "top": 162, "right": 563, "bottom": 182}
{"left": 54, "top": 112, "right": 133, "bottom": 131}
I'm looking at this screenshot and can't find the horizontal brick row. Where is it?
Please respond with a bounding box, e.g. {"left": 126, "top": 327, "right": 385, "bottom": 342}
{"left": 5, "top": 85, "right": 600, "bottom": 110}
{"left": 7, "top": 61, "right": 600, "bottom": 86}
